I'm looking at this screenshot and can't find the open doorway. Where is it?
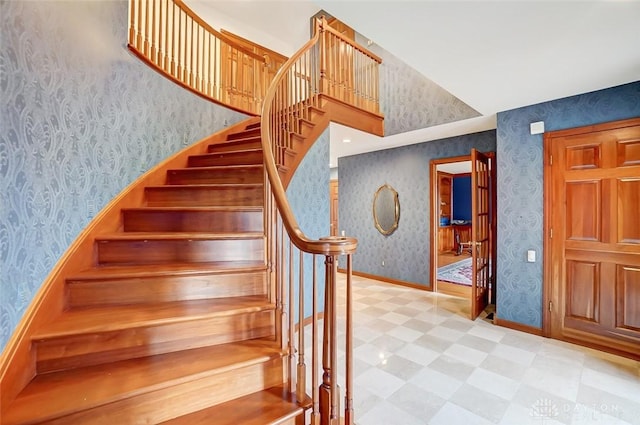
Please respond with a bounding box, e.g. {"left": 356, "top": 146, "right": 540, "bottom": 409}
{"left": 430, "top": 152, "right": 497, "bottom": 320}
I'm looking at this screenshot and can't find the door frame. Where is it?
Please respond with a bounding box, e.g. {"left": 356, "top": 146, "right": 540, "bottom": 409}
{"left": 429, "top": 152, "right": 497, "bottom": 318}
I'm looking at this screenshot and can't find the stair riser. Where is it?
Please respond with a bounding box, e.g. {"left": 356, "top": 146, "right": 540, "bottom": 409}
{"left": 208, "top": 138, "right": 262, "bottom": 153}
{"left": 226, "top": 128, "right": 261, "bottom": 140}
{"left": 122, "top": 209, "right": 263, "bottom": 233}
{"left": 97, "top": 238, "right": 264, "bottom": 264}
{"left": 36, "top": 310, "right": 275, "bottom": 373}
{"left": 67, "top": 271, "right": 268, "bottom": 307}
{"left": 145, "top": 186, "right": 264, "bottom": 207}
{"left": 167, "top": 168, "right": 263, "bottom": 185}
{"left": 188, "top": 151, "right": 263, "bottom": 167}
{"left": 42, "top": 357, "right": 284, "bottom": 425}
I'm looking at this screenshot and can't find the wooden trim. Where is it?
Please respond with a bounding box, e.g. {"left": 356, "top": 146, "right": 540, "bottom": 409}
{"left": 339, "top": 269, "right": 432, "bottom": 291}
{"left": 542, "top": 130, "right": 554, "bottom": 337}
{"left": 431, "top": 155, "right": 472, "bottom": 166}
{"left": 494, "top": 317, "right": 544, "bottom": 336}
{"left": 554, "top": 333, "right": 640, "bottom": 362}
{"left": 543, "top": 116, "right": 640, "bottom": 138}
{"left": 0, "top": 117, "right": 260, "bottom": 411}
{"left": 318, "top": 94, "right": 384, "bottom": 136}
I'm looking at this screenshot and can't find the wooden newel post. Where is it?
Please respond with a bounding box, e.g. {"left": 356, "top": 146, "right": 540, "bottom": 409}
{"left": 319, "top": 255, "right": 340, "bottom": 425}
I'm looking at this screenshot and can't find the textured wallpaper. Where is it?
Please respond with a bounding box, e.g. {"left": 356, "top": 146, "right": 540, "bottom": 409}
{"left": 496, "top": 81, "right": 640, "bottom": 329}
{"left": 286, "top": 129, "right": 330, "bottom": 317}
{"left": 366, "top": 41, "right": 480, "bottom": 137}
{"left": 339, "top": 131, "right": 496, "bottom": 286}
{"left": 0, "top": 0, "right": 248, "bottom": 350}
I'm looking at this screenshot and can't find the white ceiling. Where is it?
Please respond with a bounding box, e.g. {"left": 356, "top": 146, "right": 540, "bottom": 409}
{"left": 189, "top": 1, "right": 640, "bottom": 167}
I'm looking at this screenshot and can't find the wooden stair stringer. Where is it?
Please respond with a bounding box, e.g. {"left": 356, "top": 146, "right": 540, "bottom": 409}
{"left": 278, "top": 95, "right": 384, "bottom": 188}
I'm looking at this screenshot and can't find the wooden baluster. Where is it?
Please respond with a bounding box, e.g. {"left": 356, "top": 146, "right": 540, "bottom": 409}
{"left": 188, "top": 18, "right": 194, "bottom": 85}
{"left": 296, "top": 250, "right": 306, "bottom": 403}
{"left": 137, "top": 0, "right": 144, "bottom": 50}
{"left": 129, "top": 0, "right": 137, "bottom": 47}
{"left": 212, "top": 35, "right": 217, "bottom": 98}
{"left": 311, "top": 255, "right": 320, "bottom": 425}
{"left": 143, "top": 0, "right": 149, "bottom": 56}
{"left": 162, "top": 0, "right": 168, "bottom": 71}
{"left": 319, "top": 19, "right": 326, "bottom": 96}
{"left": 344, "top": 254, "right": 354, "bottom": 425}
{"left": 320, "top": 255, "right": 339, "bottom": 425}
{"left": 288, "top": 241, "right": 295, "bottom": 395}
{"left": 195, "top": 23, "right": 200, "bottom": 91}
{"left": 157, "top": 0, "right": 164, "bottom": 68}
{"left": 278, "top": 218, "right": 285, "bottom": 350}
{"left": 150, "top": 0, "right": 156, "bottom": 63}
{"left": 205, "top": 34, "right": 209, "bottom": 97}
{"left": 169, "top": 2, "right": 175, "bottom": 76}
{"left": 176, "top": 7, "right": 182, "bottom": 81}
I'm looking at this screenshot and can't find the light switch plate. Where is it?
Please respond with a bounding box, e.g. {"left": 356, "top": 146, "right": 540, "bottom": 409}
{"left": 530, "top": 121, "right": 545, "bottom": 135}
{"left": 527, "top": 250, "right": 536, "bottom": 262}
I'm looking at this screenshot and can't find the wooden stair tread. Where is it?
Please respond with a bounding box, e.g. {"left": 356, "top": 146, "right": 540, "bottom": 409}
{"left": 169, "top": 164, "right": 263, "bottom": 171}
{"left": 146, "top": 182, "right": 263, "bottom": 189}
{"left": 191, "top": 148, "right": 263, "bottom": 157}
{"left": 161, "top": 385, "right": 303, "bottom": 425}
{"left": 4, "top": 340, "right": 282, "bottom": 425}
{"left": 122, "top": 206, "right": 263, "bottom": 212}
{"left": 34, "top": 296, "right": 273, "bottom": 339}
{"left": 69, "top": 261, "right": 267, "bottom": 280}
{"left": 95, "top": 232, "right": 264, "bottom": 241}
{"left": 207, "top": 135, "right": 262, "bottom": 152}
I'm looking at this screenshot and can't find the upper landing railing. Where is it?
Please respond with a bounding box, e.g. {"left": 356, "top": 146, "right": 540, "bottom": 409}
{"left": 127, "top": 0, "right": 284, "bottom": 115}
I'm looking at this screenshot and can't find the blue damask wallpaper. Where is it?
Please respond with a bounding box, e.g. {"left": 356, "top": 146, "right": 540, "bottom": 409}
{"left": 358, "top": 36, "right": 480, "bottom": 137}
{"left": 339, "top": 131, "right": 496, "bottom": 286}
{"left": 0, "top": 1, "right": 248, "bottom": 350}
{"left": 286, "top": 129, "right": 330, "bottom": 317}
{"left": 496, "top": 81, "right": 640, "bottom": 329}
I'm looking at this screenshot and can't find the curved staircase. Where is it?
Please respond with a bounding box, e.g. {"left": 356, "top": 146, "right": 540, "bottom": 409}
{"left": 2, "top": 5, "right": 386, "bottom": 422}
{"left": 2, "top": 119, "right": 304, "bottom": 425}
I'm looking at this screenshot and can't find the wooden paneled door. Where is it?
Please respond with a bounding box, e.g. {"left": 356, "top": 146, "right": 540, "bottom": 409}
{"left": 330, "top": 179, "right": 339, "bottom": 236}
{"left": 471, "top": 149, "right": 491, "bottom": 319}
{"left": 544, "top": 117, "right": 640, "bottom": 359}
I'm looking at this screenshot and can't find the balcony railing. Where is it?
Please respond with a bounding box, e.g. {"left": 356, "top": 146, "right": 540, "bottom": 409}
{"left": 128, "top": 0, "right": 282, "bottom": 115}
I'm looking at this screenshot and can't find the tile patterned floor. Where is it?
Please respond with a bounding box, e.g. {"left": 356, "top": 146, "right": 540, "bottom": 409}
{"left": 303, "top": 274, "right": 640, "bottom": 425}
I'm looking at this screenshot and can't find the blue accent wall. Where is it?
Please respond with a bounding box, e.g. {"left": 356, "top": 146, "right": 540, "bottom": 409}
{"left": 452, "top": 176, "right": 471, "bottom": 222}
{"left": 496, "top": 81, "right": 640, "bottom": 329}
{"left": 286, "top": 130, "right": 331, "bottom": 317}
{"left": 0, "top": 1, "right": 248, "bottom": 351}
{"left": 339, "top": 131, "right": 496, "bottom": 286}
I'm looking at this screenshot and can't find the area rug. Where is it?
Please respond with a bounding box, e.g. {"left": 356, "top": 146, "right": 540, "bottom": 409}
{"left": 437, "top": 257, "right": 472, "bottom": 286}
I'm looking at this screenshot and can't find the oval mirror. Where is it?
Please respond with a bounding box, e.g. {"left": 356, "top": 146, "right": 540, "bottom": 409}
{"left": 373, "top": 184, "right": 400, "bottom": 236}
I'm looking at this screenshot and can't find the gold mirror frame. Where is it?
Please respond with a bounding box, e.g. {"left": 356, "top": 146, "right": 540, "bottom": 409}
{"left": 372, "top": 184, "right": 400, "bottom": 236}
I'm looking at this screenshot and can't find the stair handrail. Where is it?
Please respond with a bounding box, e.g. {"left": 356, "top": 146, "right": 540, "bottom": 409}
{"left": 261, "top": 16, "right": 381, "bottom": 425}
{"left": 261, "top": 16, "right": 381, "bottom": 255}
